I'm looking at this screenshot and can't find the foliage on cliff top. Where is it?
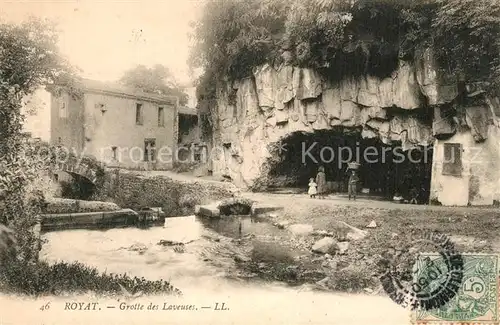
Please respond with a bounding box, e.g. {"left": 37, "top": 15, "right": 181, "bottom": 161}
{"left": 190, "top": 0, "right": 500, "bottom": 101}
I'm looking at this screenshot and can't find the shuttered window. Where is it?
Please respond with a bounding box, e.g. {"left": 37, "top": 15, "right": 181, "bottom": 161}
{"left": 442, "top": 143, "right": 462, "bottom": 176}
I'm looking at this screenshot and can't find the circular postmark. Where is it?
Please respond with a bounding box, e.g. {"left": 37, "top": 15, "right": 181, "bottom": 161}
{"left": 379, "top": 231, "right": 464, "bottom": 311}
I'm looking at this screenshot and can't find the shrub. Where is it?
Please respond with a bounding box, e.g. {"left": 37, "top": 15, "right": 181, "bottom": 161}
{"left": 0, "top": 260, "right": 181, "bottom": 297}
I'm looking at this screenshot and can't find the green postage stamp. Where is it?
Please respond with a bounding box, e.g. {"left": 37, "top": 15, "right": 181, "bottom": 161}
{"left": 413, "top": 253, "right": 499, "bottom": 324}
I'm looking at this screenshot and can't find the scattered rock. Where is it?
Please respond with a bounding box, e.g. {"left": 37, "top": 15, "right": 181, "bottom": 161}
{"left": 346, "top": 230, "right": 368, "bottom": 241}
{"left": 288, "top": 224, "right": 314, "bottom": 236}
{"left": 312, "top": 237, "right": 337, "bottom": 254}
{"left": 337, "top": 221, "right": 369, "bottom": 241}
{"left": 366, "top": 220, "right": 377, "bottom": 228}
{"left": 268, "top": 213, "right": 279, "bottom": 218}
{"left": 312, "top": 230, "right": 335, "bottom": 237}
{"left": 391, "top": 232, "right": 398, "bottom": 239}
{"left": 337, "top": 241, "right": 350, "bottom": 255}
{"left": 364, "top": 288, "right": 374, "bottom": 294}
{"left": 125, "top": 243, "right": 148, "bottom": 254}
{"left": 243, "top": 233, "right": 256, "bottom": 240}
{"left": 158, "top": 239, "right": 195, "bottom": 246}
{"left": 233, "top": 254, "right": 251, "bottom": 263}
{"left": 273, "top": 221, "right": 289, "bottom": 229}
{"left": 328, "top": 260, "right": 338, "bottom": 271}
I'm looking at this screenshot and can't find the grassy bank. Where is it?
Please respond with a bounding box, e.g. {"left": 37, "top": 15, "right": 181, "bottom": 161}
{"left": 0, "top": 259, "right": 181, "bottom": 297}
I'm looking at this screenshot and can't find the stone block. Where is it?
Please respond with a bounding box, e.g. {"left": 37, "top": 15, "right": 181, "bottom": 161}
{"left": 195, "top": 204, "right": 221, "bottom": 218}
{"left": 41, "top": 209, "right": 139, "bottom": 231}
{"left": 251, "top": 203, "right": 284, "bottom": 215}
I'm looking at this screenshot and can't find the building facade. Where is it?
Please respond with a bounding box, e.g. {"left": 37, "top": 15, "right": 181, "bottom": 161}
{"left": 21, "top": 88, "right": 51, "bottom": 142}
{"left": 49, "top": 79, "right": 179, "bottom": 170}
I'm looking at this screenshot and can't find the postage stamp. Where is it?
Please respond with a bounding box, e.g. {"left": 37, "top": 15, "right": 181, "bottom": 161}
{"left": 412, "top": 253, "right": 499, "bottom": 324}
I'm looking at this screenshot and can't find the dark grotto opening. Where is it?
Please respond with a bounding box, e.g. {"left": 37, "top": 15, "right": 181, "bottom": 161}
{"left": 265, "top": 129, "right": 433, "bottom": 204}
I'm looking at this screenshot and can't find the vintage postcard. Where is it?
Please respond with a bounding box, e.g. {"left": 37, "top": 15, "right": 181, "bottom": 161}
{"left": 1, "top": 0, "right": 500, "bottom": 324}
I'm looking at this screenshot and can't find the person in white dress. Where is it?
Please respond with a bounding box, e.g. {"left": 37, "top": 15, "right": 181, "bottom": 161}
{"left": 308, "top": 178, "right": 317, "bottom": 198}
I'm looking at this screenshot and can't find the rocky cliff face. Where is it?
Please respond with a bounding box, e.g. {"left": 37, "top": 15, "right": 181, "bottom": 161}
{"left": 208, "top": 51, "right": 467, "bottom": 188}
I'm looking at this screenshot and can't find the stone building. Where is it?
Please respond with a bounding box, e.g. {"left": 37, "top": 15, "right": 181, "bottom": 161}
{"left": 204, "top": 50, "right": 500, "bottom": 206}
{"left": 48, "top": 79, "right": 179, "bottom": 170}
{"left": 21, "top": 88, "right": 51, "bottom": 142}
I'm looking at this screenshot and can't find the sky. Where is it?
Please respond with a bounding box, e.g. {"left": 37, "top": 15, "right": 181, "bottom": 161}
{"left": 1, "top": 0, "right": 204, "bottom": 86}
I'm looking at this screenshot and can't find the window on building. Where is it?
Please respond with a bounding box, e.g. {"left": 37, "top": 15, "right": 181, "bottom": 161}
{"left": 59, "top": 99, "right": 68, "bottom": 119}
{"left": 442, "top": 143, "right": 462, "bottom": 176}
{"left": 144, "top": 139, "right": 156, "bottom": 162}
{"left": 111, "top": 146, "right": 117, "bottom": 160}
{"left": 158, "top": 107, "right": 165, "bottom": 127}
{"left": 135, "top": 103, "right": 143, "bottom": 125}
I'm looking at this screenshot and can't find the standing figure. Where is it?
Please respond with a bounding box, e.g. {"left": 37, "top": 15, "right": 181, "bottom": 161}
{"left": 348, "top": 170, "right": 360, "bottom": 201}
{"left": 308, "top": 178, "right": 317, "bottom": 198}
{"left": 409, "top": 187, "right": 419, "bottom": 204}
{"left": 316, "top": 166, "right": 327, "bottom": 199}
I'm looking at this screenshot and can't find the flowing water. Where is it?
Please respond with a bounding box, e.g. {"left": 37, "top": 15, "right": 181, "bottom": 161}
{"left": 9, "top": 215, "right": 410, "bottom": 324}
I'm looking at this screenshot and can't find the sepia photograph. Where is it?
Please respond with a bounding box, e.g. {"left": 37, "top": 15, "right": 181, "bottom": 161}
{"left": 1, "top": 0, "right": 500, "bottom": 324}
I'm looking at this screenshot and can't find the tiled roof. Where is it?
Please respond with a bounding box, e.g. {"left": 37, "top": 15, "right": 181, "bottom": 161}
{"left": 80, "top": 79, "right": 178, "bottom": 104}
{"left": 51, "top": 78, "right": 179, "bottom": 105}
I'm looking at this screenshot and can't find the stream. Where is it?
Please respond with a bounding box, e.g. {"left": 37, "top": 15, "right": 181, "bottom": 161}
{"left": 23, "top": 215, "right": 409, "bottom": 324}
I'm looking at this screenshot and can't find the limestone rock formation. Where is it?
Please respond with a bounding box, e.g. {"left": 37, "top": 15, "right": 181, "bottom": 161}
{"left": 207, "top": 51, "right": 488, "bottom": 188}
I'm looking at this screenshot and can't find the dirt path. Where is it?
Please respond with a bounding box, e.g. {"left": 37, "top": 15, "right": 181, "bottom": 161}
{"left": 242, "top": 192, "right": 500, "bottom": 213}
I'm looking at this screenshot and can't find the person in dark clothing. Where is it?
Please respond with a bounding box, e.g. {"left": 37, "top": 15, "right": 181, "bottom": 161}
{"left": 348, "top": 170, "right": 360, "bottom": 200}
{"left": 316, "top": 166, "right": 327, "bottom": 199}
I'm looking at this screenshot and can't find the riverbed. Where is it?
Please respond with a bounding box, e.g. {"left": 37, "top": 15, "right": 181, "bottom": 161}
{"left": 1, "top": 216, "right": 409, "bottom": 324}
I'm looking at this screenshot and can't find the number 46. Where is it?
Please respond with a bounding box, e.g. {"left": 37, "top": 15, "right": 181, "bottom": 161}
{"left": 40, "top": 302, "right": 50, "bottom": 311}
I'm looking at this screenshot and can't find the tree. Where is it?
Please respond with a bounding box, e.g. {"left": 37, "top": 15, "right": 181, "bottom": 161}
{"left": 432, "top": 0, "right": 500, "bottom": 85}
{"left": 119, "top": 64, "right": 189, "bottom": 105}
{"left": 0, "top": 18, "right": 75, "bottom": 263}
{"left": 189, "top": 0, "right": 500, "bottom": 95}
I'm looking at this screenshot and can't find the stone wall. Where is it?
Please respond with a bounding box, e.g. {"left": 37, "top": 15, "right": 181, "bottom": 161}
{"left": 98, "top": 170, "right": 234, "bottom": 216}
{"left": 209, "top": 52, "right": 462, "bottom": 188}
{"left": 50, "top": 90, "right": 85, "bottom": 153}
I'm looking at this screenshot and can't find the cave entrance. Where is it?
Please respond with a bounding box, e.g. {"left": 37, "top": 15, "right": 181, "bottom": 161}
{"left": 266, "top": 129, "right": 433, "bottom": 204}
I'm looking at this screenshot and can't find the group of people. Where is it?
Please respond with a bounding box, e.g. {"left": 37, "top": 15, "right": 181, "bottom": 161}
{"left": 308, "top": 166, "right": 360, "bottom": 200}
